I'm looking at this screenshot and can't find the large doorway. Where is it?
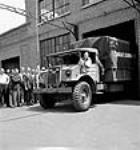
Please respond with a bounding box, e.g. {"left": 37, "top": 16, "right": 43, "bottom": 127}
{"left": 83, "top": 20, "right": 138, "bottom": 96}
{"left": 83, "top": 20, "right": 137, "bottom": 52}
{"left": 1, "top": 56, "right": 20, "bottom": 70}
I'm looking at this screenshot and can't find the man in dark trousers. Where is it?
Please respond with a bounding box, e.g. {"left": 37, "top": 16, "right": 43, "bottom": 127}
{"left": 12, "top": 68, "right": 22, "bottom": 107}
{"left": 25, "top": 67, "right": 34, "bottom": 105}
{"left": 5, "top": 69, "right": 11, "bottom": 107}
{"left": 0, "top": 68, "right": 10, "bottom": 107}
{"left": 8, "top": 69, "right": 15, "bottom": 108}
{"left": 20, "top": 67, "right": 26, "bottom": 106}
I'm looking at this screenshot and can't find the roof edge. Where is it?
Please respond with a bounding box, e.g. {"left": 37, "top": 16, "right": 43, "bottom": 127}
{"left": 0, "top": 22, "right": 30, "bottom": 37}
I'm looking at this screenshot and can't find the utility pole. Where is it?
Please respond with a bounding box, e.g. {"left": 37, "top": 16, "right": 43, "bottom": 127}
{"left": 35, "top": 0, "right": 40, "bottom": 67}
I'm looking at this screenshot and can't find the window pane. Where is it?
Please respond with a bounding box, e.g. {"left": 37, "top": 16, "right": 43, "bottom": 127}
{"left": 39, "top": 0, "right": 54, "bottom": 22}
{"left": 51, "top": 39, "right": 55, "bottom": 53}
{"left": 55, "top": 0, "right": 69, "bottom": 16}
{"left": 56, "top": 45, "right": 60, "bottom": 52}
{"left": 82, "top": 0, "right": 103, "bottom": 6}
{"left": 82, "top": 0, "right": 89, "bottom": 5}
{"left": 39, "top": 0, "right": 70, "bottom": 21}
{"left": 45, "top": 40, "right": 49, "bottom": 55}
{"left": 40, "top": 34, "right": 70, "bottom": 65}
{"left": 55, "top": 37, "right": 60, "bottom": 45}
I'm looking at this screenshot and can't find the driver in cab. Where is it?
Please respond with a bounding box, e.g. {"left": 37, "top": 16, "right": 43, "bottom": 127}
{"left": 79, "top": 52, "right": 92, "bottom": 73}
{"left": 79, "top": 51, "right": 105, "bottom": 78}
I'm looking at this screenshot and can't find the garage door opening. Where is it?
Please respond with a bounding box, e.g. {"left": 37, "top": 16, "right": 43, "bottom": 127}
{"left": 2, "top": 56, "right": 20, "bottom": 70}
{"left": 83, "top": 20, "right": 138, "bottom": 96}
{"left": 83, "top": 20, "right": 137, "bottom": 51}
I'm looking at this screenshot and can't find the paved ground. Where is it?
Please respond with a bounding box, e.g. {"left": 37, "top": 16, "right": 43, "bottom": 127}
{"left": 0, "top": 99, "right": 140, "bottom": 150}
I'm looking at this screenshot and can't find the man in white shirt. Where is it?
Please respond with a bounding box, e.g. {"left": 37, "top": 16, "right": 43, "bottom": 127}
{"left": 0, "top": 68, "right": 9, "bottom": 85}
{"left": 79, "top": 51, "right": 105, "bottom": 81}
{"left": 79, "top": 52, "right": 92, "bottom": 73}
{"left": 0, "top": 68, "right": 10, "bottom": 106}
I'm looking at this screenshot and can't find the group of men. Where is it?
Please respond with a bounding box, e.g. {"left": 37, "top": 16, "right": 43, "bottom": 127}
{"left": 0, "top": 66, "right": 41, "bottom": 108}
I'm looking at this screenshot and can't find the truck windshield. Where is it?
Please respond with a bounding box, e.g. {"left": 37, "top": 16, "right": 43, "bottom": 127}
{"left": 47, "top": 52, "right": 80, "bottom": 67}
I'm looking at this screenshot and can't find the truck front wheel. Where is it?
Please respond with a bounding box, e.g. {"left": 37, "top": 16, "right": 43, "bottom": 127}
{"left": 72, "top": 81, "right": 92, "bottom": 111}
{"left": 40, "top": 94, "right": 55, "bottom": 109}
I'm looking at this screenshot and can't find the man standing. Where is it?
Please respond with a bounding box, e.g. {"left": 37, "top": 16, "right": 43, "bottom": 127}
{"left": 12, "top": 68, "right": 22, "bottom": 107}
{"left": 0, "top": 68, "right": 10, "bottom": 107}
{"left": 8, "top": 69, "right": 15, "bottom": 108}
{"left": 5, "top": 69, "right": 11, "bottom": 107}
{"left": 26, "top": 67, "right": 34, "bottom": 105}
{"left": 20, "top": 67, "right": 26, "bottom": 106}
{"left": 36, "top": 65, "right": 41, "bottom": 89}
{"left": 31, "top": 68, "right": 36, "bottom": 90}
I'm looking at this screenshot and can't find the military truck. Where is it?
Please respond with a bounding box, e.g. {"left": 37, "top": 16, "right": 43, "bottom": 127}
{"left": 35, "top": 36, "right": 133, "bottom": 111}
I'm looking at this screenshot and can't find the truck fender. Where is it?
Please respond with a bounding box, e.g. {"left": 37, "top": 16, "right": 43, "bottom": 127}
{"left": 78, "top": 75, "right": 96, "bottom": 94}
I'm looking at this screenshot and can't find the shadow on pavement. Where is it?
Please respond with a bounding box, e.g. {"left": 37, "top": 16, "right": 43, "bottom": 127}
{"left": 94, "top": 93, "right": 140, "bottom": 106}
{"left": 28, "top": 95, "right": 140, "bottom": 113}
{"left": 27, "top": 102, "right": 76, "bottom": 114}
{"left": 0, "top": 113, "right": 43, "bottom": 122}
{"left": 111, "top": 100, "right": 140, "bottom": 106}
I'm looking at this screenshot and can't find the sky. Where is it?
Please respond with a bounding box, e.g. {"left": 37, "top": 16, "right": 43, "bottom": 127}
{"left": 0, "top": 0, "right": 25, "bottom": 34}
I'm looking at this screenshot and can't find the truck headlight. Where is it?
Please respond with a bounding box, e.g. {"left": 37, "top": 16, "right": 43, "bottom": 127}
{"left": 65, "top": 70, "right": 71, "bottom": 77}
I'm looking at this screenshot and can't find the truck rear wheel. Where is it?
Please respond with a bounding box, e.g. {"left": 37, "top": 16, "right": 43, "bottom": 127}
{"left": 72, "top": 81, "right": 92, "bottom": 111}
{"left": 40, "top": 94, "right": 55, "bottom": 109}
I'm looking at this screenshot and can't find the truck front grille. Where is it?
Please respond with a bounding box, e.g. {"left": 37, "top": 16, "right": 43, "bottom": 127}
{"left": 48, "top": 68, "right": 60, "bottom": 88}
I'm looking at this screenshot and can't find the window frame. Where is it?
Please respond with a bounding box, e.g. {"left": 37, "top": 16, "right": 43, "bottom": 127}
{"left": 38, "top": 0, "right": 70, "bottom": 23}
{"left": 40, "top": 33, "right": 71, "bottom": 67}
{"left": 81, "top": 0, "right": 105, "bottom": 8}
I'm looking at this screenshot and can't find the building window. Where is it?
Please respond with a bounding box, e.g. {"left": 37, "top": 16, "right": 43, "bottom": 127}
{"left": 55, "top": 0, "right": 70, "bottom": 17}
{"left": 39, "top": 0, "right": 53, "bottom": 21}
{"left": 82, "top": 0, "right": 90, "bottom": 5}
{"left": 82, "top": 0, "right": 103, "bottom": 6}
{"left": 39, "top": 0, "right": 70, "bottom": 22}
{"left": 40, "top": 33, "right": 70, "bottom": 67}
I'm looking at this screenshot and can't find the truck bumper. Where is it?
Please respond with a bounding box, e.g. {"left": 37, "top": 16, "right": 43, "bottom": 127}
{"left": 33, "top": 87, "right": 72, "bottom": 94}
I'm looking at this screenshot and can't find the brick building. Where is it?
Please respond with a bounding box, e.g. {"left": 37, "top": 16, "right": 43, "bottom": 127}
{"left": 0, "top": 23, "right": 27, "bottom": 69}
{"left": 0, "top": 0, "right": 140, "bottom": 95}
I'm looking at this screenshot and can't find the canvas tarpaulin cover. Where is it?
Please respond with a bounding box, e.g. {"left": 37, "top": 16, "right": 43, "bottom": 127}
{"left": 70, "top": 36, "right": 133, "bottom": 82}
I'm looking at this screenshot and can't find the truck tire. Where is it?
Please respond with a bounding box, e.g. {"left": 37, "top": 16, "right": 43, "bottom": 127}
{"left": 40, "top": 94, "right": 55, "bottom": 109}
{"left": 72, "top": 81, "right": 92, "bottom": 111}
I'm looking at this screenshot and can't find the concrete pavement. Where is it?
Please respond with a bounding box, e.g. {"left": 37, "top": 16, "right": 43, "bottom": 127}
{"left": 0, "top": 100, "right": 140, "bottom": 150}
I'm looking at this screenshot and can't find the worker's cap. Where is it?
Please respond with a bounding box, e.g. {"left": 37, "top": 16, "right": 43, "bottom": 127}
{"left": 27, "top": 67, "right": 31, "bottom": 71}
{"left": 15, "top": 68, "right": 19, "bottom": 73}
{"left": 0, "top": 68, "right": 5, "bottom": 72}
{"left": 84, "top": 52, "right": 89, "bottom": 58}
{"left": 20, "top": 67, "right": 25, "bottom": 71}
{"left": 36, "top": 65, "right": 40, "bottom": 69}
{"left": 6, "top": 69, "right": 10, "bottom": 73}
{"left": 41, "top": 67, "right": 46, "bottom": 71}
{"left": 32, "top": 69, "right": 35, "bottom": 72}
